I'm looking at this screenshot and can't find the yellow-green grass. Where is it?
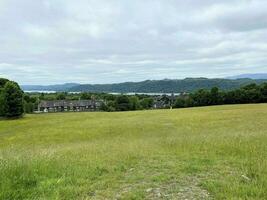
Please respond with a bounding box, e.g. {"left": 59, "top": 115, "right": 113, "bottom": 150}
{"left": 0, "top": 104, "right": 266, "bottom": 199}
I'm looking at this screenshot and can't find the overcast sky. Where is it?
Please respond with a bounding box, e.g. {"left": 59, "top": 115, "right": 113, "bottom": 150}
{"left": 0, "top": 0, "right": 267, "bottom": 85}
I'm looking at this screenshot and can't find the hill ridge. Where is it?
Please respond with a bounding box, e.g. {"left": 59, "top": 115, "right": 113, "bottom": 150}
{"left": 21, "top": 78, "right": 267, "bottom": 93}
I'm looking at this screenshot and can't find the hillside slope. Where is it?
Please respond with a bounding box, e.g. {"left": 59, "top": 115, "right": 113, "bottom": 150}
{"left": 227, "top": 73, "right": 267, "bottom": 79}
{"left": 22, "top": 78, "right": 267, "bottom": 93}
{"left": 0, "top": 104, "right": 267, "bottom": 199}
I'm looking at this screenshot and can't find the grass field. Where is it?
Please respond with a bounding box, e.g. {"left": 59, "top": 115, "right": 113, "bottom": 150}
{"left": 0, "top": 104, "right": 267, "bottom": 199}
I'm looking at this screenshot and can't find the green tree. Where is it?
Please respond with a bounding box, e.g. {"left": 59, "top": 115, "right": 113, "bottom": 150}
{"left": 115, "top": 95, "right": 131, "bottom": 111}
{"left": 184, "top": 97, "right": 194, "bottom": 107}
{"left": 3, "top": 81, "right": 24, "bottom": 118}
{"left": 80, "top": 92, "right": 92, "bottom": 100}
{"left": 140, "top": 98, "right": 153, "bottom": 109}
{"left": 56, "top": 92, "right": 67, "bottom": 100}
{"left": 108, "top": 101, "right": 116, "bottom": 112}
{"left": 210, "top": 87, "right": 219, "bottom": 105}
{"left": 39, "top": 93, "right": 45, "bottom": 100}
{"left": 23, "top": 94, "right": 37, "bottom": 113}
{"left": 24, "top": 102, "right": 35, "bottom": 113}
{"left": 0, "top": 89, "right": 5, "bottom": 116}
{"left": 174, "top": 98, "right": 186, "bottom": 108}
{"left": 241, "top": 84, "right": 261, "bottom": 103}
{"left": 0, "top": 78, "right": 9, "bottom": 88}
{"left": 99, "top": 102, "right": 108, "bottom": 111}
{"left": 129, "top": 96, "right": 140, "bottom": 110}
{"left": 191, "top": 89, "right": 211, "bottom": 106}
{"left": 260, "top": 83, "right": 267, "bottom": 102}
{"left": 0, "top": 78, "right": 9, "bottom": 116}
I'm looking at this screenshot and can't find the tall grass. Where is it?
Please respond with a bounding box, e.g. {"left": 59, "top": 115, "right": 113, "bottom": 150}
{"left": 0, "top": 104, "right": 266, "bottom": 199}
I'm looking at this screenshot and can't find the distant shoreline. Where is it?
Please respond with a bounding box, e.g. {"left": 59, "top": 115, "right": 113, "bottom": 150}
{"left": 24, "top": 90, "right": 180, "bottom": 96}
{"left": 21, "top": 78, "right": 267, "bottom": 94}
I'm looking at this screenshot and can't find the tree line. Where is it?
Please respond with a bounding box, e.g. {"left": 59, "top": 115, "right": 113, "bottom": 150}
{"left": 174, "top": 83, "right": 267, "bottom": 108}
{"left": 1, "top": 77, "right": 267, "bottom": 119}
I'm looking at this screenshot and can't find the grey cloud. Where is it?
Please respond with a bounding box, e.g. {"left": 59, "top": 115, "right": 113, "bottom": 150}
{"left": 0, "top": 0, "right": 266, "bottom": 84}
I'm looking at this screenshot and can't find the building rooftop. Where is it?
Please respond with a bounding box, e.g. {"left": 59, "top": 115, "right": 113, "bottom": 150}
{"left": 39, "top": 100, "right": 94, "bottom": 108}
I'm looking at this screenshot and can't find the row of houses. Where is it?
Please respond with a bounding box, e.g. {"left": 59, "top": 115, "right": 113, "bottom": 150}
{"left": 37, "top": 93, "right": 180, "bottom": 113}
{"left": 38, "top": 100, "right": 102, "bottom": 112}
{"left": 153, "top": 93, "right": 176, "bottom": 109}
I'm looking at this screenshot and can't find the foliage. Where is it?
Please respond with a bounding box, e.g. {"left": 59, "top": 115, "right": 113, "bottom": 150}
{"left": 56, "top": 92, "right": 67, "bottom": 100}
{"left": 115, "top": 95, "right": 131, "bottom": 111}
{"left": 174, "top": 83, "right": 267, "bottom": 108}
{"left": 140, "top": 98, "right": 154, "bottom": 109}
{"left": 2, "top": 81, "right": 24, "bottom": 118}
{"left": 174, "top": 98, "right": 186, "bottom": 108}
{"left": 0, "top": 89, "right": 5, "bottom": 116}
{"left": 80, "top": 92, "right": 92, "bottom": 100}
{"left": 0, "top": 78, "right": 9, "bottom": 116}
{"left": 23, "top": 94, "right": 38, "bottom": 114}
{"left": 0, "top": 78, "right": 9, "bottom": 88}
{"left": 129, "top": 96, "right": 141, "bottom": 110}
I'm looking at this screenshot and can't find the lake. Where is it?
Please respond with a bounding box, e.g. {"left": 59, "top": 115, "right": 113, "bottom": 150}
{"left": 24, "top": 90, "right": 180, "bottom": 96}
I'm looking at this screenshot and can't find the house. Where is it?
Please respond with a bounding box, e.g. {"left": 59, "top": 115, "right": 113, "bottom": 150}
{"left": 153, "top": 100, "right": 166, "bottom": 109}
{"left": 38, "top": 100, "right": 102, "bottom": 112}
{"left": 152, "top": 93, "right": 177, "bottom": 109}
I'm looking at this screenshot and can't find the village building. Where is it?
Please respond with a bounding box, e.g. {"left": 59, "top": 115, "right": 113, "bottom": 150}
{"left": 152, "top": 93, "right": 176, "bottom": 109}
{"left": 38, "top": 100, "right": 102, "bottom": 112}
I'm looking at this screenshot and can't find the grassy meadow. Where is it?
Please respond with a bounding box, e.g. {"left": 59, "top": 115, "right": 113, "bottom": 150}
{"left": 0, "top": 104, "right": 267, "bottom": 199}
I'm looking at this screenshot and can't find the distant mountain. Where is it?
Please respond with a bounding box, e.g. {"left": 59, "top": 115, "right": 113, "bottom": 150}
{"left": 226, "top": 73, "right": 267, "bottom": 80}
{"left": 68, "top": 78, "right": 267, "bottom": 93}
{"left": 21, "top": 78, "right": 267, "bottom": 93}
{"left": 22, "top": 83, "right": 79, "bottom": 92}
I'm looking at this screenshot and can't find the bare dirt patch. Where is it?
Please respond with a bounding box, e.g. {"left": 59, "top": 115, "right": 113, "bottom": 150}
{"left": 145, "top": 176, "right": 211, "bottom": 200}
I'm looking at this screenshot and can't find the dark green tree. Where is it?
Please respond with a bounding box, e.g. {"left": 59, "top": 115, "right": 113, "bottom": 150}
{"left": 260, "top": 83, "right": 267, "bottom": 102}
{"left": 140, "top": 98, "right": 153, "bottom": 109}
{"left": 129, "top": 96, "right": 140, "bottom": 110}
{"left": 241, "top": 84, "right": 261, "bottom": 103}
{"left": 0, "top": 90, "right": 4, "bottom": 116}
{"left": 80, "top": 92, "right": 92, "bottom": 100}
{"left": 115, "top": 95, "right": 131, "bottom": 111}
{"left": 174, "top": 98, "right": 186, "bottom": 108}
{"left": 56, "top": 92, "right": 67, "bottom": 100}
{"left": 106, "top": 101, "right": 116, "bottom": 112}
{"left": 23, "top": 94, "right": 37, "bottom": 113}
{"left": 0, "top": 78, "right": 10, "bottom": 116}
{"left": 190, "top": 89, "right": 211, "bottom": 106}
{"left": 3, "top": 81, "right": 24, "bottom": 118}
{"left": 99, "top": 102, "right": 108, "bottom": 111}
{"left": 210, "top": 87, "right": 220, "bottom": 105}
{"left": 184, "top": 97, "right": 194, "bottom": 107}
{"left": 0, "top": 78, "right": 9, "bottom": 88}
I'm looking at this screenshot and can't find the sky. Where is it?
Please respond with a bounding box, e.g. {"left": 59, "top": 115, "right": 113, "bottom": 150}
{"left": 0, "top": 0, "right": 267, "bottom": 85}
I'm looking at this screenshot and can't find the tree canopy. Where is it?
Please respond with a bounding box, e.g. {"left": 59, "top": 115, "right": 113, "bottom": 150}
{"left": 0, "top": 80, "right": 24, "bottom": 118}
